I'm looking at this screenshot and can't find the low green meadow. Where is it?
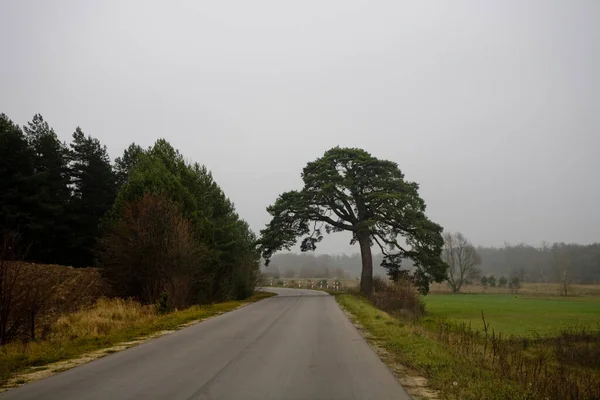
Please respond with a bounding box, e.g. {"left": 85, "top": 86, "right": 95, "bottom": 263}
{"left": 423, "top": 293, "right": 600, "bottom": 337}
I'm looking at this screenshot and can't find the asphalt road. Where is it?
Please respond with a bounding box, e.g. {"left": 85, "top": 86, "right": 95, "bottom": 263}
{"left": 1, "top": 288, "right": 410, "bottom": 400}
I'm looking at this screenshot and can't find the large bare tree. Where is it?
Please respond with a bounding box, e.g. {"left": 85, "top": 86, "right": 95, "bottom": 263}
{"left": 442, "top": 232, "right": 481, "bottom": 293}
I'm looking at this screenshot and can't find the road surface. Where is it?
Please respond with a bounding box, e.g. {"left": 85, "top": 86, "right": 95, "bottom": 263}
{"left": 1, "top": 288, "right": 410, "bottom": 400}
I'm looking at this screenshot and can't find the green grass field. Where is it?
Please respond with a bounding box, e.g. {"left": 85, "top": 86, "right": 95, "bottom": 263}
{"left": 423, "top": 294, "right": 600, "bottom": 337}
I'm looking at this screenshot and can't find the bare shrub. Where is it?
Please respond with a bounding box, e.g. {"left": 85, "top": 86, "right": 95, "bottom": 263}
{"left": 1, "top": 230, "right": 109, "bottom": 343}
{"left": 369, "top": 279, "right": 425, "bottom": 320}
{"left": 98, "top": 193, "right": 207, "bottom": 309}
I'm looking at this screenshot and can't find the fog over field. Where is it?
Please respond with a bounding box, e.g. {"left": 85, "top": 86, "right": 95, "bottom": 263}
{"left": 1, "top": 0, "right": 598, "bottom": 255}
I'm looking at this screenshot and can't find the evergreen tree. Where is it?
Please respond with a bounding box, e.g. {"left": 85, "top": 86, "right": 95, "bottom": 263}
{"left": 68, "top": 127, "right": 117, "bottom": 266}
{"left": 114, "top": 143, "right": 143, "bottom": 186}
{"left": 23, "top": 114, "right": 71, "bottom": 263}
{"left": 258, "top": 147, "right": 446, "bottom": 294}
{"left": 0, "top": 114, "right": 35, "bottom": 234}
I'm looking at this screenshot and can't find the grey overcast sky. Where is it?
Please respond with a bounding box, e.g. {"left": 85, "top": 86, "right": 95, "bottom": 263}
{"left": 1, "top": 0, "right": 599, "bottom": 253}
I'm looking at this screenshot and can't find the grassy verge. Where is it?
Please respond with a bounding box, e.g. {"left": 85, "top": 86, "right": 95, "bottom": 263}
{"left": 0, "top": 291, "right": 275, "bottom": 385}
{"left": 336, "top": 294, "right": 537, "bottom": 400}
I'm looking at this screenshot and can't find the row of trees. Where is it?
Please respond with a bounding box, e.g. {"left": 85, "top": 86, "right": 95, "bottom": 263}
{"left": 100, "top": 140, "right": 260, "bottom": 304}
{"left": 0, "top": 113, "right": 260, "bottom": 310}
{"left": 478, "top": 243, "right": 600, "bottom": 285}
{"left": 441, "top": 231, "right": 600, "bottom": 293}
{"left": 1, "top": 114, "right": 117, "bottom": 266}
{"left": 480, "top": 275, "right": 520, "bottom": 289}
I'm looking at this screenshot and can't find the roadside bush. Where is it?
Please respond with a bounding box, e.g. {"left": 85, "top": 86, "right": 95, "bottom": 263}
{"left": 369, "top": 279, "right": 425, "bottom": 320}
{"left": 98, "top": 193, "right": 207, "bottom": 309}
{"left": 155, "top": 291, "right": 170, "bottom": 314}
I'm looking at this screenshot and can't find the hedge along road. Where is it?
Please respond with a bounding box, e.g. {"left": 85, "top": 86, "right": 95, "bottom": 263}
{"left": 0, "top": 288, "right": 410, "bottom": 400}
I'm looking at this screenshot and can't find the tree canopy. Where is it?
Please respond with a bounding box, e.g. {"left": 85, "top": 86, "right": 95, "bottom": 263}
{"left": 259, "top": 147, "right": 447, "bottom": 294}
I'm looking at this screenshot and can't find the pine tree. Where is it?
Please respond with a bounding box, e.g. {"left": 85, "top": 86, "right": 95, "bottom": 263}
{"left": 68, "top": 127, "right": 117, "bottom": 266}
{"left": 0, "top": 114, "right": 35, "bottom": 233}
{"left": 23, "top": 114, "right": 72, "bottom": 263}
{"left": 115, "top": 143, "right": 143, "bottom": 186}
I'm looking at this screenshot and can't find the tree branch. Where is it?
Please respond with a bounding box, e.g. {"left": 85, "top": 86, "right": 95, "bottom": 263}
{"left": 372, "top": 234, "right": 390, "bottom": 256}
{"left": 332, "top": 187, "right": 357, "bottom": 222}
{"left": 313, "top": 213, "right": 354, "bottom": 231}
{"left": 325, "top": 197, "right": 353, "bottom": 223}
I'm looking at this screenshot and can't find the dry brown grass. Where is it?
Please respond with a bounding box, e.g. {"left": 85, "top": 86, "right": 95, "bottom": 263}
{"left": 1, "top": 261, "right": 111, "bottom": 343}
{"left": 1, "top": 297, "right": 157, "bottom": 382}
{"left": 429, "top": 282, "right": 600, "bottom": 296}
{"left": 49, "top": 298, "right": 156, "bottom": 342}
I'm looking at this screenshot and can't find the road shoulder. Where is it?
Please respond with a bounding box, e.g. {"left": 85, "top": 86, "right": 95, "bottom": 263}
{"left": 335, "top": 294, "right": 440, "bottom": 400}
{"left": 1, "top": 291, "right": 276, "bottom": 392}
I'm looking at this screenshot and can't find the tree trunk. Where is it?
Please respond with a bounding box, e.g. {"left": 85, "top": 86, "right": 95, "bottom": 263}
{"left": 357, "top": 228, "right": 373, "bottom": 295}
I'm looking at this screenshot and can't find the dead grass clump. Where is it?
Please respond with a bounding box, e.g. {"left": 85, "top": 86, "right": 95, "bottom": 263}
{"left": 50, "top": 298, "right": 156, "bottom": 341}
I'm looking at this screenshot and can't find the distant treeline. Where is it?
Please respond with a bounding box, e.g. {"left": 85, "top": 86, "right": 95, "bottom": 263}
{"left": 478, "top": 243, "right": 600, "bottom": 284}
{"left": 0, "top": 113, "right": 259, "bottom": 307}
{"left": 265, "top": 242, "right": 600, "bottom": 285}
